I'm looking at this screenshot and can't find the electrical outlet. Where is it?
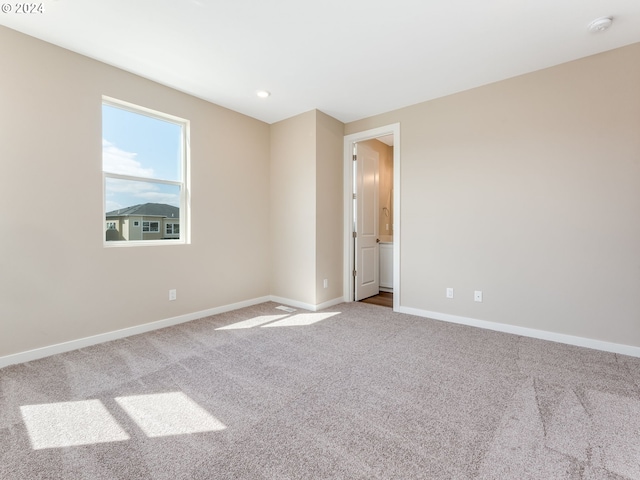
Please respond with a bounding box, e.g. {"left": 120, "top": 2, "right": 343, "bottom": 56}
{"left": 474, "top": 290, "right": 483, "bottom": 302}
{"left": 169, "top": 289, "right": 177, "bottom": 301}
{"left": 446, "top": 288, "right": 454, "bottom": 299}
{"left": 323, "top": 279, "right": 328, "bottom": 289}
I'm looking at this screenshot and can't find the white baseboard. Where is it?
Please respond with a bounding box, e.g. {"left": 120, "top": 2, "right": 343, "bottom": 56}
{"left": 10, "top": 296, "right": 631, "bottom": 369}
{"left": 268, "top": 295, "right": 345, "bottom": 312}
{"left": 0, "top": 296, "right": 271, "bottom": 369}
{"left": 313, "top": 296, "right": 346, "bottom": 311}
{"left": 396, "top": 305, "right": 640, "bottom": 358}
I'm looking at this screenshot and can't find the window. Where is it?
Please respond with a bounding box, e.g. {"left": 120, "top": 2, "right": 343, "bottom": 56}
{"left": 106, "top": 222, "right": 117, "bottom": 230}
{"left": 166, "top": 223, "right": 179, "bottom": 235}
{"left": 142, "top": 221, "right": 159, "bottom": 233}
{"left": 102, "top": 97, "right": 189, "bottom": 245}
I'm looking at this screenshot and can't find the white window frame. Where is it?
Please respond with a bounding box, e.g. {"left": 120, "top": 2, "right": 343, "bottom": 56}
{"left": 102, "top": 96, "right": 190, "bottom": 247}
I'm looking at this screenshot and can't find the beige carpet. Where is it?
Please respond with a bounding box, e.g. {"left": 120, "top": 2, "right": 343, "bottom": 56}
{"left": 2, "top": 301, "right": 640, "bottom": 479}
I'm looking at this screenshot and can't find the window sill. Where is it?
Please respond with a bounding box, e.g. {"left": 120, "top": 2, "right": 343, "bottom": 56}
{"left": 103, "top": 239, "right": 187, "bottom": 248}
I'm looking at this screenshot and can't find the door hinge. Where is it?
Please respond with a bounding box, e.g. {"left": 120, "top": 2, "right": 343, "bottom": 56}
{"left": 352, "top": 231, "right": 357, "bottom": 238}
{"left": 352, "top": 154, "right": 357, "bottom": 161}
{"left": 353, "top": 270, "right": 357, "bottom": 277}
{"left": 352, "top": 193, "right": 356, "bottom": 200}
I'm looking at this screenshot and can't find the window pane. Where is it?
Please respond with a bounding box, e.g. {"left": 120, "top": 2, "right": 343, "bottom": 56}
{"left": 102, "top": 105, "right": 182, "bottom": 182}
{"left": 105, "top": 177, "right": 180, "bottom": 215}
{"left": 105, "top": 177, "right": 180, "bottom": 242}
{"left": 102, "top": 98, "right": 187, "bottom": 246}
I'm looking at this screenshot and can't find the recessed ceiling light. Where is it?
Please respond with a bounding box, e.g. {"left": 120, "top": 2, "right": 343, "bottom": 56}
{"left": 588, "top": 16, "right": 613, "bottom": 33}
{"left": 256, "top": 90, "right": 271, "bottom": 98}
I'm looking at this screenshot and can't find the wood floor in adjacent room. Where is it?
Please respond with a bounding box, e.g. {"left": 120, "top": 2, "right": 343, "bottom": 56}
{"left": 359, "top": 291, "right": 393, "bottom": 308}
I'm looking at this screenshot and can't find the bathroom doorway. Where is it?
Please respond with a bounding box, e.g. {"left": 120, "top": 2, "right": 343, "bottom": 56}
{"left": 343, "top": 124, "right": 400, "bottom": 310}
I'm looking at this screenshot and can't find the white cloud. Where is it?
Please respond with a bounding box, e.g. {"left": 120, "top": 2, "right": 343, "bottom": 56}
{"left": 136, "top": 191, "right": 180, "bottom": 206}
{"left": 106, "top": 177, "right": 159, "bottom": 195}
{"left": 105, "top": 178, "right": 180, "bottom": 209}
{"left": 102, "top": 139, "right": 154, "bottom": 177}
{"left": 105, "top": 200, "right": 124, "bottom": 212}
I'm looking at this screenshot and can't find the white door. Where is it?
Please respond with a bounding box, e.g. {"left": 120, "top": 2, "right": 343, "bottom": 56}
{"left": 354, "top": 142, "right": 379, "bottom": 300}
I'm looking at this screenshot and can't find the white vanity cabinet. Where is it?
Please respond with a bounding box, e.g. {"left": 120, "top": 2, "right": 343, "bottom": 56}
{"left": 379, "top": 242, "right": 393, "bottom": 292}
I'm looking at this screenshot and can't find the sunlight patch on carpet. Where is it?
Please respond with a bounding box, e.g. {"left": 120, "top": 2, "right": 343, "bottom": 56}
{"left": 261, "top": 312, "right": 341, "bottom": 327}
{"left": 275, "top": 305, "right": 297, "bottom": 313}
{"left": 215, "top": 314, "right": 289, "bottom": 330}
{"left": 114, "top": 392, "right": 226, "bottom": 438}
{"left": 21, "top": 400, "right": 130, "bottom": 450}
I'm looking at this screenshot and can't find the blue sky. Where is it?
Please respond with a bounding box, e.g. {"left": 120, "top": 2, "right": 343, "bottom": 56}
{"left": 102, "top": 104, "right": 183, "bottom": 212}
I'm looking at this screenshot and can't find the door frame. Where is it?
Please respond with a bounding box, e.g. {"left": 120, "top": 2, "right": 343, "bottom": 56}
{"left": 343, "top": 123, "right": 401, "bottom": 310}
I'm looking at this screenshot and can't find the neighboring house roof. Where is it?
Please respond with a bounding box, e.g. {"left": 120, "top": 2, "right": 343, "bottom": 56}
{"left": 106, "top": 203, "right": 179, "bottom": 218}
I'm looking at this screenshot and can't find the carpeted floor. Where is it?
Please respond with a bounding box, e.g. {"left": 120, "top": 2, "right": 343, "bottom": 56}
{"left": 2, "top": 301, "right": 640, "bottom": 479}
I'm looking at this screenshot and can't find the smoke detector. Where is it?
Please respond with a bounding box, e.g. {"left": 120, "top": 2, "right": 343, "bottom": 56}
{"left": 588, "top": 16, "right": 613, "bottom": 33}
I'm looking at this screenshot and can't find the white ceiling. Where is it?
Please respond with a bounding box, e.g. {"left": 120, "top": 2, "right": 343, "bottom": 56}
{"left": 2, "top": 0, "right": 639, "bottom": 124}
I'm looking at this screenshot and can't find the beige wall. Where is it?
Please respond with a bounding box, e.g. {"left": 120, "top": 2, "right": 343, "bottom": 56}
{"left": 346, "top": 43, "right": 640, "bottom": 346}
{"left": 270, "top": 109, "right": 345, "bottom": 306}
{"left": 360, "top": 139, "right": 394, "bottom": 240}
{"left": 315, "top": 110, "right": 344, "bottom": 304}
{"left": 0, "top": 26, "right": 270, "bottom": 357}
{"left": 380, "top": 144, "right": 393, "bottom": 239}
{"left": 270, "top": 111, "right": 317, "bottom": 304}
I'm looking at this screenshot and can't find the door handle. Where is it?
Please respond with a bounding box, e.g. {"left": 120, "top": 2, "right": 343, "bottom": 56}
{"left": 376, "top": 238, "right": 380, "bottom": 243}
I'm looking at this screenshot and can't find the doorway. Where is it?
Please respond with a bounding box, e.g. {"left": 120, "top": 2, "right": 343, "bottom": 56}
{"left": 343, "top": 124, "right": 400, "bottom": 310}
{"left": 360, "top": 291, "right": 394, "bottom": 308}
